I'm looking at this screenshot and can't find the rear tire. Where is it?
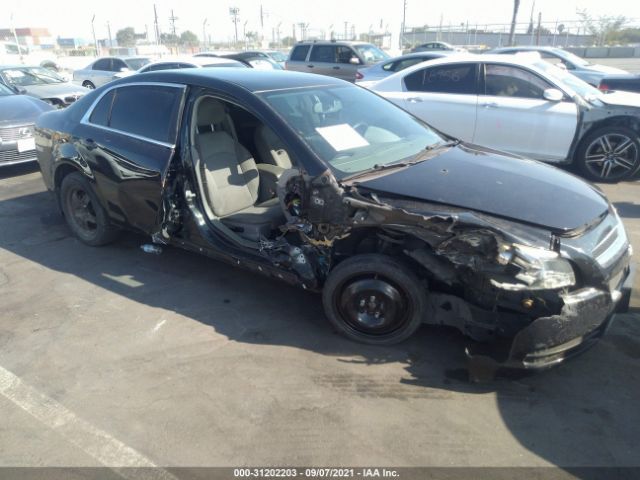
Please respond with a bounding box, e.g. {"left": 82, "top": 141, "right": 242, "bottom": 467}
{"left": 322, "top": 254, "right": 426, "bottom": 345}
{"left": 60, "top": 172, "right": 119, "bottom": 246}
{"left": 575, "top": 126, "right": 640, "bottom": 182}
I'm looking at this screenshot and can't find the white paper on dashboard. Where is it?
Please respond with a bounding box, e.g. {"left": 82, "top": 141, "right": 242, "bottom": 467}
{"left": 315, "top": 124, "right": 369, "bottom": 151}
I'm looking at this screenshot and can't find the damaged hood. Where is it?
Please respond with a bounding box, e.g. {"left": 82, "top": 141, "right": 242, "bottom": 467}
{"left": 355, "top": 144, "right": 609, "bottom": 233}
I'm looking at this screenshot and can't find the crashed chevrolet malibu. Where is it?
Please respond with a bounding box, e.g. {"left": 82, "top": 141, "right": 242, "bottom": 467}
{"left": 35, "top": 69, "right": 633, "bottom": 369}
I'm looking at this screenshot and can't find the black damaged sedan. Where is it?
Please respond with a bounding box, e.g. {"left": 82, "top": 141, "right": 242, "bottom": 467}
{"left": 34, "top": 69, "right": 633, "bottom": 370}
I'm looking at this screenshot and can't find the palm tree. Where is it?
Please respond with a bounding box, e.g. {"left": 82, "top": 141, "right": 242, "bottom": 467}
{"left": 508, "top": 0, "right": 521, "bottom": 46}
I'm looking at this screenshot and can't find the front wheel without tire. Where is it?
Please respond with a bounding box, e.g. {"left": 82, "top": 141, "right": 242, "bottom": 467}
{"left": 322, "top": 254, "right": 427, "bottom": 345}
{"left": 575, "top": 126, "right": 640, "bottom": 182}
{"left": 82, "top": 81, "right": 95, "bottom": 89}
{"left": 60, "top": 172, "right": 119, "bottom": 246}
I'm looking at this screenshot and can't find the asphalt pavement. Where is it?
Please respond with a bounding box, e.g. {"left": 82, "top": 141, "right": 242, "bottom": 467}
{"left": 0, "top": 163, "right": 639, "bottom": 472}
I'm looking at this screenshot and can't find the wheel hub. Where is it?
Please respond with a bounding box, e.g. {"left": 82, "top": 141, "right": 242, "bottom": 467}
{"left": 339, "top": 278, "right": 406, "bottom": 334}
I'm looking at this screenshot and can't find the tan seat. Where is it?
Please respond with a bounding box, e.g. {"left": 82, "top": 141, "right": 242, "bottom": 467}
{"left": 195, "top": 98, "right": 284, "bottom": 240}
{"left": 254, "top": 124, "right": 292, "bottom": 169}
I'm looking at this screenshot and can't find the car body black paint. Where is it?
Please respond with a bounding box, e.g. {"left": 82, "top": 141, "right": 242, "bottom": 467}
{"left": 34, "top": 70, "right": 633, "bottom": 372}
{"left": 354, "top": 143, "right": 609, "bottom": 233}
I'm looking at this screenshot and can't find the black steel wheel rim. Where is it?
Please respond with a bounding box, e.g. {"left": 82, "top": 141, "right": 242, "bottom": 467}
{"left": 336, "top": 275, "right": 411, "bottom": 336}
{"left": 584, "top": 133, "right": 638, "bottom": 180}
{"left": 66, "top": 187, "right": 98, "bottom": 235}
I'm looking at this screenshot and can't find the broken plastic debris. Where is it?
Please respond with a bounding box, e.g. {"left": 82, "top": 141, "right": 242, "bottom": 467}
{"left": 140, "top": 244, "right": 162, "bottom": 255}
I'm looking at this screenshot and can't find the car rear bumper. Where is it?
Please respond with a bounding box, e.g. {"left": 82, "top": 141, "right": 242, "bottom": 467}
{"left": 467, "top": 263, "right": 634, "bottom": 372}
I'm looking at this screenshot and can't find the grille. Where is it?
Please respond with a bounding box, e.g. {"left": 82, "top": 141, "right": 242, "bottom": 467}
{"left": 0, "top": 149, "right": 37, "bottom": 164}
{"left": 0, "top": 125, "right": 34, "bottom": 142}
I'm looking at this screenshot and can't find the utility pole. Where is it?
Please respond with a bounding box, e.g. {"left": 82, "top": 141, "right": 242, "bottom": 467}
{"left": 91, "top": 14, "right": 99, "bottom": 56}
{"left": 202, "top": 18, "right": 208, "bottom": 49}
{"left": 401, "top": 0, "right": 407, "bottom": 49}
{"left": 536, "top": 12, "right": 542, "bottom": 46}
{"left": 169, "top": 9, "right": 178, "bottom": 37}
{"left": 229, "top": 7, "right": 240, "bottom": 45}
{"left": 344, "top": 21, "right": 348, "bottom": 40}
{"left": 106, "top": 21, "right": 113, "bottom": 48}
{"left": 260, "top": 4, "right": 264, "bottom": 45}
{"left": 243, "top": 20, "right": 248, "bottom": 49}
{"left": 153, "top": 4, "right": 160, "bottom": 45}
{"left": 9, "top": 13, "right": 23, "bottom": 60}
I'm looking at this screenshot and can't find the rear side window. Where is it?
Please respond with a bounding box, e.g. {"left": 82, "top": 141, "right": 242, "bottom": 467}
{"left": 484, "top": 64, "right": 553, "bottom": 99}
{"left": 310, "top": 45, "right": 336, "bottom": 63}
{"left": 290, "top": 45, "right": 310, "bottom": 61}
{"left": 89, "top": 85, "right": 183, "bottom": 144}
{"left": 404, "top": 63, "right": 478, "bottom": 94}
{"left": 89, "top": 90, "right": 115, "bottom": 126}
{"left": 93, "top": 59, "right": 111, "bottom": 71}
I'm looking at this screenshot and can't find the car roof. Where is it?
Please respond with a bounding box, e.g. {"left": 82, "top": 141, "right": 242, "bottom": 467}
{"left": 493, "top": 46, "right": 558, "bottom": 52}
{"left": 295, "top": 40, "right": 374, "bottom": 46}
{"left": 388, "top": 51, "right": 454, "bottom": 60}
{"left": 121, "top": 68, "right": 346, "bottom": 92}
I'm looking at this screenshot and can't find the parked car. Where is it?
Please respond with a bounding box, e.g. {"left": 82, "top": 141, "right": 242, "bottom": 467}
{"left": 411, "top": 41, "right": 465, "bottom": 53}
{"left": 489, "top": 46, "right": 627, "bottom": 86}
{"left": 0, "top": 65, "right": 89, "bottom": 108}
{"left": 372, "top": 54, "right": 640, "bottom": 182}
{"left": 218, "top": 52, "right": 283, "bottom": 70}
{"left": 356, "top": 51, "right": 455, "bottom": 87}
{"left": 72, "top": 57, "right": 151, "bottom": 89}
{"left": 260, "top": 50, "right": 288, "bottom": 66}
{"left": 112, "top": 56, "right": 248, "bottom": 79}
{"left": 35, "top": 69, "right": 632, "bottom": 371}
{"left": 0, "top": 82, "right": 54, "bottom": 166}
{"left": 286, "top": 40, "right": 390, "bottom": 81}
{"left": 599, "top": 74, "right": 640, "bottom": 93}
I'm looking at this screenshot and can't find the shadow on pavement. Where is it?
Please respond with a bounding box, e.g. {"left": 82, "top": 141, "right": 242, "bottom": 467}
{"left": 0, "top": 184, "right": 639, "bottom": 473}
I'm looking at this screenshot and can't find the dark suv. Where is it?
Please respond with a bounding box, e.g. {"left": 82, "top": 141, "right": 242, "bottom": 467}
{"left": 285, "top": 40, "right": 389, "bottom": 81}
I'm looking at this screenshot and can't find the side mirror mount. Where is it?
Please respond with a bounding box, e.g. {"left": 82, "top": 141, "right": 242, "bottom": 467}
{"left": 543, "top": 88, "right": 564, "bottom": 102}
{"left": 119, "top": 67, "right": 131, "bottom": 72}
{"left": 349, "top": 56, "right": 360, "bottom": 65}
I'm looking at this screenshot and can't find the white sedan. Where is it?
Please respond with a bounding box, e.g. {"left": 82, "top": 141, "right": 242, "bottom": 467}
{"left": 371, "top": 54, "right": 640, "bottom": 182}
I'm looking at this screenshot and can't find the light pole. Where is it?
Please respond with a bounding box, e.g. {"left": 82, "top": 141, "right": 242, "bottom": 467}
{"left": 229, "top": 7, "right": 240, "bottom": 45}
{"left": 202, "top": 18, "right": 208, "bottom": 49}
{"left": 91, "top": 14, "right": 99, "bottom": 56}
{"left": 243, "top": 20, "right": 248, "bottom": 50}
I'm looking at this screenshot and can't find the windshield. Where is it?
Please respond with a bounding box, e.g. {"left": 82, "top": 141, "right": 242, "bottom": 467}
{"left": 268, "top": 51, "right": 287, "bottom": 62}
{"left": 1, "top": 67, "right": 66, "bottom": 86}
{"left": 205, "top": 62, "right": 247, "bottom": 68}
{"left": 553, "top": 49, "right": 592, "bottom": 67}
{"left": 125, "top": 58, "right": 151, "bottom": 70}
{"left": 258, "top": 85, "right": 444, "bottom": 179}
{"left": 0, "top": 83, "right": 14, "bottom": 96}
{"left": 533, "top": 60, "right": 602, "bottom": 100}
{"left": 248, "top": 58, "right": 282, "bottom": 70}
{"left": 354, "top": 44, "right": 389, "bottom": 64}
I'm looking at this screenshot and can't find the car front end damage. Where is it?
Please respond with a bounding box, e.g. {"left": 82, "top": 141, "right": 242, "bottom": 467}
{"left": 272, "top": 169, "right": 633, "bottom": 371}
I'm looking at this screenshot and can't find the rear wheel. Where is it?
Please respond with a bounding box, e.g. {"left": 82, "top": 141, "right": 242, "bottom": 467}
{"left": 575, "top": 126, "right": 640, "bottom": 182}
{"left": 60, "top": 172, "right": 119, "bottom": 246}
{"left": 322, "top": 254, "right": 426, "bottom": 345}
{"left": 82, "top": 81, "right": 95, "bottom": 89}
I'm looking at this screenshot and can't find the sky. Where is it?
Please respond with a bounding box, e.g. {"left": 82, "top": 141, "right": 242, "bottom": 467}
{"left": 3, "top": 0, "right": 639, "bottom": 43}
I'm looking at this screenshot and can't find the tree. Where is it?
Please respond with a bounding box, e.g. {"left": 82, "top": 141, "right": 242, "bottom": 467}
{"left": 180, "top": 30, "right": 199, "bottom": 46}
{"left": 160, "top": 32, "right": 179, "bottom": 44}
{"left": 577, "top": 9, "right": 627, "bottom": 46}
{"left": 508, "top": 0, "right": 521, "bottom": 46}
{"left": 116, "top": 27, "right": 136, "bottom": 47}
{"left": 281, "top": 36, "right": 295, "bottom": 47}
{"left": 609, "top": 27, "right": 640, "bottom": 44}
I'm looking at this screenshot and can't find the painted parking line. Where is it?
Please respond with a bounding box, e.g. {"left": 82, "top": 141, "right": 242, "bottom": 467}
{"left": 0, "top": 365, "right": 177, "bottom": 480}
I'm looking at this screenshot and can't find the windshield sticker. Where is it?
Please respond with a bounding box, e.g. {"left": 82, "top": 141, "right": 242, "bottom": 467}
{"left": 315, "top": 124, "right": 369, "bottom": 151}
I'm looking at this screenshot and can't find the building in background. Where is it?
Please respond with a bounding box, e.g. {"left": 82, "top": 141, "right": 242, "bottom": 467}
{"left": 0, "top": 27, "right": 56, "bottom": 50}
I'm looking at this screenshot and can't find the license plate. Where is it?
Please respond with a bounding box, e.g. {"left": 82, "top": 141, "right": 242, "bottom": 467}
{"left": 17, "top": 137, "right": 35, "bottom": 153}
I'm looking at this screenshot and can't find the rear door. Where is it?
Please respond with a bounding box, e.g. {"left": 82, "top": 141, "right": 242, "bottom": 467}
{"left": 394, "top": 62, "right": 479, "bottom": 141}
{"left": 307, "top": 45, "right": 342, "bottom": 78}
{"left": 76, "top": 83, "right": 185, "bottom": 233}
{"left": 91, "top": 58, "right": 112, "bottom": 86}
{"left": 285, "top": 44, "right": 311, "bottom": 72}
{"left": 473, "top": 63, "right": 578, "bottom": 161}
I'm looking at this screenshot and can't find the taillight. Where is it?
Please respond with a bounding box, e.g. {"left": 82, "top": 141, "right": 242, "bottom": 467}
{"left": 599, "top": 83, "right": 610, "bottom": 91}
{"left": 355, "top": 71, "right": 363, "bottom": 80}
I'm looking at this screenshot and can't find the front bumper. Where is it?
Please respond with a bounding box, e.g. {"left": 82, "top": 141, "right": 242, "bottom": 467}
{"left": 467, "top": 263, "right": 634, "bottom": 372}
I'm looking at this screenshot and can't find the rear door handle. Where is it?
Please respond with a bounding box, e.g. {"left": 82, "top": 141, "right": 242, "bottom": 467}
{"left": 482, "top": 102, "right": 499, "bottom": 108}
{"left": 307, "top": 64, "right": 314, "bottom": 68}
{"left": 333, "top": 66, "right": 340, "bottom": 70}
{"left": 407, "top": 97, "right": 423, "bottom": 103}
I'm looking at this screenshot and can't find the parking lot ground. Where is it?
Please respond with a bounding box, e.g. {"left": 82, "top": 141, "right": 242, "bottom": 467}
{"left": 1, "top": 163, "right": 639, "bottom": 469}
